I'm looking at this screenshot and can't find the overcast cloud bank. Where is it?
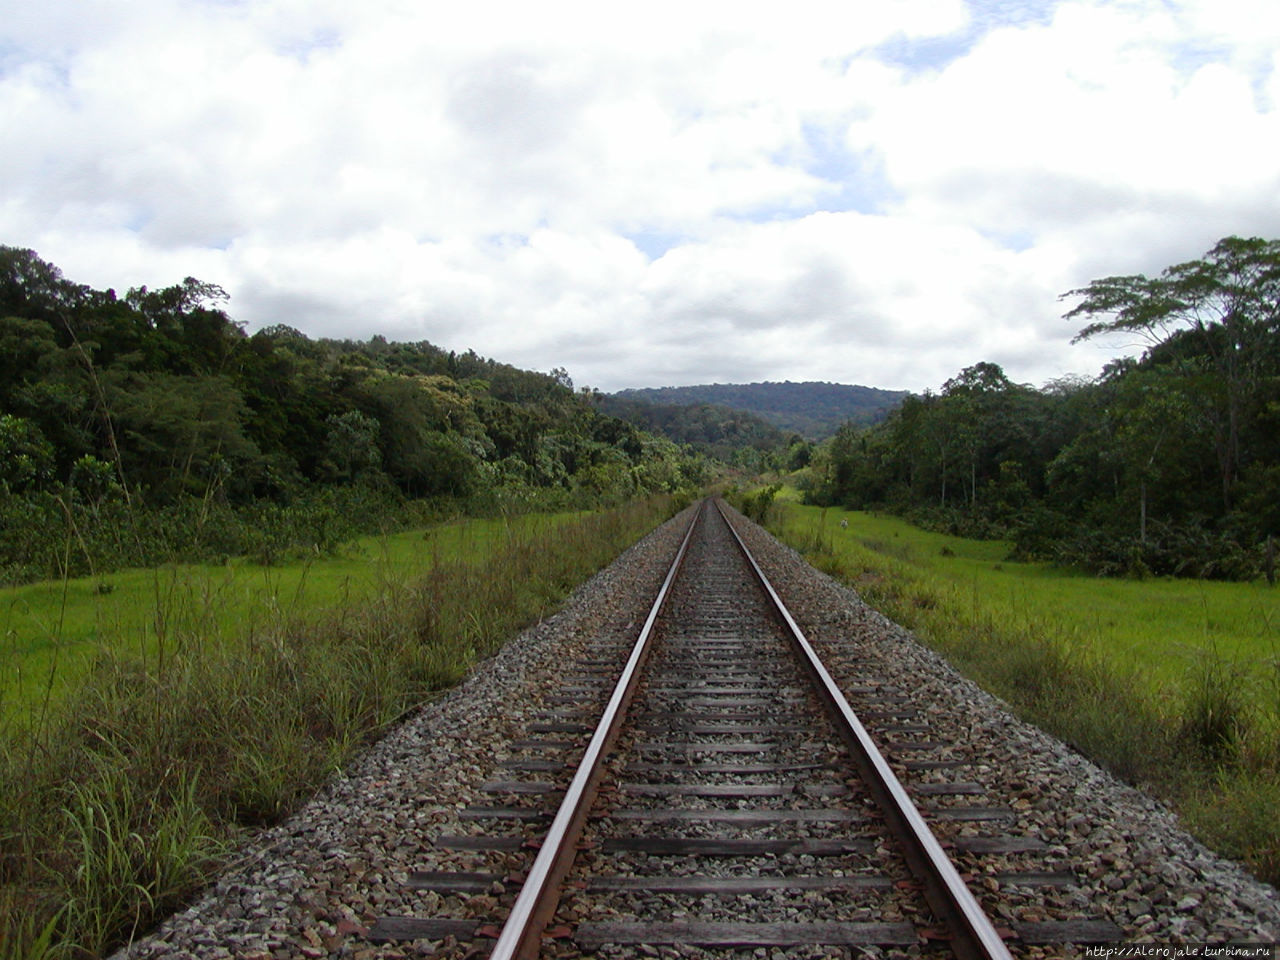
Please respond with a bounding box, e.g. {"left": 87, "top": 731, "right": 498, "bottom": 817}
{"left": 3, "top": 0, "right": 1279, "bottom": 392}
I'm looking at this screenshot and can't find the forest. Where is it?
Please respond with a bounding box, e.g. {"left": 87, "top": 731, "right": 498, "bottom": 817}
{"left": 0, "top": 246, "right": 706, "bottom": 585}
{"left": 804, "top": 236, "right": 1280, "bottom": 581}
{"left": 592, "top": 393, "right": 786, "bottom": 465}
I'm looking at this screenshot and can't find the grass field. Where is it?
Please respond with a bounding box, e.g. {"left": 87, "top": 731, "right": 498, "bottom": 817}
{"left": 767, "top": 497, "right": 1280, "bottom": 884}
{"left": 0, "top": 497, "right": 678, "bottom": 958}
{"left": 772, "top": 502, "right": 1280, "bottom": 701}
{"left": 0, "top": 513, "right": 582, "bottom": 718}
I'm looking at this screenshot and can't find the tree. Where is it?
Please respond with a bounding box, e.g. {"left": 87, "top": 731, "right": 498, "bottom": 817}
{"left": 354, "top": 374, "right": 483, "bottom": 496}
{"left": 105, "top": 372, "right": 260, "bottom": 501}
{"left": 0, "top": 246, "right": 88, "bottom": 324}
{"left": 322, "top": 411, "right": 382, "bottom": 483}
{"left": 883, "top": 393, "right": 950, "bottom": 505}
{"left": 937, "top": 362, "right": 1047, "bottom": 510}
{"left": 1108, "top": 367, "right": 1198, "bottom": 542}
{"left": 124, "top": 278, "right": 243, "bottom": 374}
{"left": 1065, "top": 236, "right": 1280, "bottom": 510}
{"left": 0, "top": 315, "right": 59, "bottom": 407}
{"left": 0, "top": 415, "right": 54, "bottom": 493}
{"left": 785, "top": 434, "right": 812, "bottom": 470}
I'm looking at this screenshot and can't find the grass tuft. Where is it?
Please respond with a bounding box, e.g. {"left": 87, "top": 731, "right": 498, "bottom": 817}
{"left": 55, "top": 763, "right": 222, "bottom": 956}
{"left": 1180, "top": 650, "right": 1251, "bottom": 764}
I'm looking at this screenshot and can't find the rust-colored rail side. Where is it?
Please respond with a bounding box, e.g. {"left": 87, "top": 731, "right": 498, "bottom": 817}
{"left": 486, "top": 501, "right": 704, "bottom": 960}
{"left": 713, "top": 497, "right": 1014, "bottom": 960}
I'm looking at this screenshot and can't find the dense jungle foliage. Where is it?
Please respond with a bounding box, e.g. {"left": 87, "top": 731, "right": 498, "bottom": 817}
{"left": 0, "top": 246, "right": 707, "bottom": 585}
{"left": 593, "top": 394, "right": 786, "bottom": 464}
{"left": 804, "top": 236, "right": 1280, "bottom": 580}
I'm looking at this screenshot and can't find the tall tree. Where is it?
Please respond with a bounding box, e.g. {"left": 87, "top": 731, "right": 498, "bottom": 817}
{"left": 1109, "top": 366, "right": 1198, "bottom": 542}
{"left": 1065, "top": 236, "right": 1280, "bottom": 509}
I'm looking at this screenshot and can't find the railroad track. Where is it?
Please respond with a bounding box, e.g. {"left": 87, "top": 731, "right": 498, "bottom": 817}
{"left": 369, "top": 498, "right": 1120, "bottom": 957}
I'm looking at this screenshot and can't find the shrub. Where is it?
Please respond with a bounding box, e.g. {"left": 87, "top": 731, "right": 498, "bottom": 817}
{"left": 1051, "top": 521, "right": 1264, "bottom": 581}
{"left": 1180, "top": 651, "right": 1251, "bottom": 764}
{"left": 730, "top": 483, "right": 781, "bottom": 524}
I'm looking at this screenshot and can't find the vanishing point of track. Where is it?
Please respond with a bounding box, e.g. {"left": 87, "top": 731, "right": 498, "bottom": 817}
{"left": 368, "top": 498, "right": 1120, "bottom": 957}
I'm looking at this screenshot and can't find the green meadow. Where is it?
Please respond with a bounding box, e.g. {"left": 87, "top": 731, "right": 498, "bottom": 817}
{"left": 768, "top": 497, "right": 1280, "bottom": 884}
{"left": 0, "top": 498, "right": 676, "bottom": 958}
{"left": 773, "top": 502, "right": 1280, "bottom": 698}
{"left": 0, "top": 513, "right": 584, "bottom": 718}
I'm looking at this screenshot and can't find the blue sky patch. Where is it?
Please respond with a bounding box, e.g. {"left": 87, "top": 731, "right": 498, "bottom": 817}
{"left": 797, "top": 123, "right": 896, "bottom": 215}
{"left": 979, "top": 227, "right": 1035, "bottom": 253}
{"left": 624, "top": 231, "right": 685, "bottom": 261}
{"left": 873, "top": 0, "right": 1060, "bottom": 75}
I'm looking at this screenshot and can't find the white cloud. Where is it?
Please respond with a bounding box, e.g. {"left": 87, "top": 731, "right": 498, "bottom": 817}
{"left": 1, "top": 0, "right": 1278, "bottom": 395}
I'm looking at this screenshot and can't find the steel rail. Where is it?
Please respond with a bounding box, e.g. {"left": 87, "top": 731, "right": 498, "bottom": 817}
{"left": 713, "top": 498, "right": 1014, "bottom": 960}
{"left": 487, "top": 500, "right": 704, "bottom": 960}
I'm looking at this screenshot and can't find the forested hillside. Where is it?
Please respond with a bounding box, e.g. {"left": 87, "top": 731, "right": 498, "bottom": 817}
{"left": 613, "top": 381, "right": 907, "bottom": 438}
{"left": 0, "top": 247, "right": 706, "bottom": 584}
{"left": 806, "top": 237, "right": 1280, "bottom": 580}
{"left": 592, "top": 394, "right": 785, "bottom": 465}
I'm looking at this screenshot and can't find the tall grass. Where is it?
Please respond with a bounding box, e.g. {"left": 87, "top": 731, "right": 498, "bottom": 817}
{"left": 0, "top": 494, "right": 684, "bottom": 958}
{"left": 768, "top": 501, "right": 1280, "bottom": 886}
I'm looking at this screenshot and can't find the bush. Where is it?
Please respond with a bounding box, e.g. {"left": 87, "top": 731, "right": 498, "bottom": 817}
{"left": 730, "top": 483, "right": 781, "bottom": 524}
{"left": 1051, "top": 520, "right": 1264, "bottom": 581}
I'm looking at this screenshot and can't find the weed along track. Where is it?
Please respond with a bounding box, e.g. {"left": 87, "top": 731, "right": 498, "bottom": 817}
{"left": 119, "top": 501, "right": 1280, "bottom": 959}
{"left": 366, "top": 500, "right": 1120, "bottom": 958}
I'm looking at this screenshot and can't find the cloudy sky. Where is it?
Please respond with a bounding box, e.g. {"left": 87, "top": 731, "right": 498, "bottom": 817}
{"left": 3, "top": 0, "right": 1279, "bottom": 393}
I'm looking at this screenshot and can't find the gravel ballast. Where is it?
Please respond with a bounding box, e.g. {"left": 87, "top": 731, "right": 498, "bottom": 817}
{"left": 117, "top": 503, "right": 1280, "bottom": 959}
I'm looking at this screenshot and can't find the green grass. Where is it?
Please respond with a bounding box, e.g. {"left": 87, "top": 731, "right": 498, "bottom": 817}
{"left": 0, "top": 494, "right": 685, "bottom": 959}
{"left": 0, "top": 513, "right": 584, "bottom": 718}
{"left": 774, "top": 504, "right": 1280, "bottom": 698}
{"left": 768, "top": 500, "right": 1280, "bottom": 885}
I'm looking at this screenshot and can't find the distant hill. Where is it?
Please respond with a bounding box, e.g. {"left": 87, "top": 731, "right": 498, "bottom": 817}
{"left": 593, "top": 395, "right": 785, "bottom": 461}
{"left": 611, "top": 381, "right": 908, "bottom": 440}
